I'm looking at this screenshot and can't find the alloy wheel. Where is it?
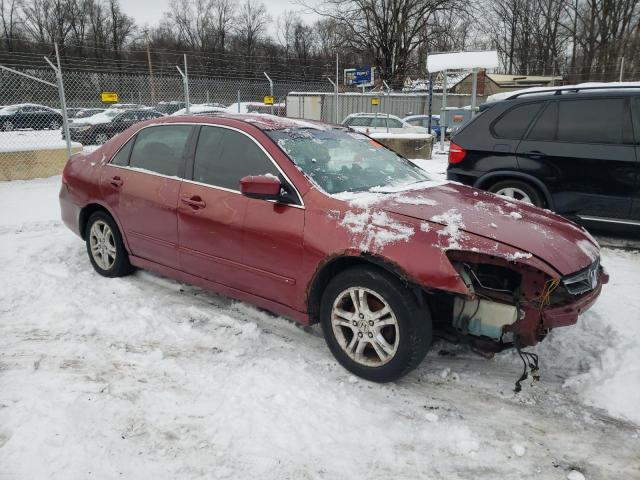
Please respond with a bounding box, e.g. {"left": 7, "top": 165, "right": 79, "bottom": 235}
{"left": 331, "top": 287, "right": 399, "bottom": 367}
{"left": 3, "top": 121, "right": 14, "bottom": 131}
{"left": 494, "top": 187, "right": 533, "bottom": 204}
{"left": 89, "top": 220, "right": 117, "bottom": 270}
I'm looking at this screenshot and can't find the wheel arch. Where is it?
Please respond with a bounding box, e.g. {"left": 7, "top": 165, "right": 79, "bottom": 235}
{"left": 474, "top": 171, "right": 555, "bottom": 210}
{"left": 78, "top": 203, "right": 130, "bottom": 252}
{"left": 306, "top": 253, "right": 428, "bottom": 325}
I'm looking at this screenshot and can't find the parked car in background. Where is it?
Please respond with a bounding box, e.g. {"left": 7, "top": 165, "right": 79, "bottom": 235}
{"left": 447, "top": 85, "right": 640, "bottom": 228}
{"left": 74, "top": 108, "right": 106, "bottom": 119}
{"left": 172, "top": 103, "right": 227, "bottom": 116}
{"left": 66, "top": 108, "right": 164, "bottom": 145}
{"left": 108, "top": 103, "right": 146, "bottom": 110}
{"left": 403, "top": 114, "right": 450, "bottom": 138}
{"left": 342, "top": 113, "right": 428, "bottom": 134}
{"left": 0, "top": 103, "right": 63, "bottom": 131}
{"left": 60, "top": 114, "right": 607, "bottom": 382}
{"left": 156, "top": 101, "right": 188, "bottom": 115}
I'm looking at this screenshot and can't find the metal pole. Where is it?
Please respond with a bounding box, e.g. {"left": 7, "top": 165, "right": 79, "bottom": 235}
{"left": 620, "top": 57, "right": 625, "bottom": 82}
{"left": 440, "top": 69, "right": 447, "bottom": 152}
{"left": 264, "top": 71, "right": 274, "bottom": 115}
{"left": 335, "top": 52, "right": 339, "bottom": 124}
{"left": 382, "top": 80, "right": 391, "bottom": 133}
{"left": 470, "top": 67, "right": 478, "bottom": 117}
{"left": 44, "top": 44, "right": 72, "bottom": 158}
{"left": 146, "top": 41, "right": 155, "bottom": 105}
{"left": 327, "top": 76, "right": 338, "bottom": 124}
{"left": 184, "top": 54, "right": 190, "bottom": 114}
{"left": 237, "top": 90, "right": 241, "bottom": 112}
{"left": 427, "top": 72, "right": 433, "bottom": 134}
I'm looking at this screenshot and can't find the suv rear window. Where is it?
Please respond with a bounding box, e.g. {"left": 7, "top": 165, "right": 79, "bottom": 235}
{"left": 556, "top": 98, "right": 624, "bottom": 144}
{"left": 492, "top": 103, "right": 542, "bottom": 140}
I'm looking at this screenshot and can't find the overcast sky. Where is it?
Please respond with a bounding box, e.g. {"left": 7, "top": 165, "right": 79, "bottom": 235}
{"left": 122, "top": 0, "right": 321, "bottom": 34}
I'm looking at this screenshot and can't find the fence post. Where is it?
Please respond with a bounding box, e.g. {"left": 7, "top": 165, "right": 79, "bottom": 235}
{"left": 175, "top": 54, "right": 191, "bottom": 114}
{"left": 44, "top": 43, "right": 72, "bottom": 158}
{"left": 382, "top": 80, "right": 391, "bottom": 133}
{"left": 326, "top": 76, "right": 338, "bottom": 123}
{"left": 470, "top": 67, "right": 478, "bottom": 117}
{"left": 440, "top": 69, "right": 447, "bottom": 153}
{"left": 620, "top": 57, "right": 625, "bottom": 82}
{"left": 335, "top": 52, "right": 339, "bottom": 124}
{"left": 237, "top": 90, "right": 241, "bottom": 112}
{"left": 264, "top": 72, "right": 274, "bottom": 115}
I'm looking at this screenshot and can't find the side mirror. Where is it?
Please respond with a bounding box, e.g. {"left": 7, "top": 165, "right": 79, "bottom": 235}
{"left": 240, "top": 175, "right": 282, "bottom": 201}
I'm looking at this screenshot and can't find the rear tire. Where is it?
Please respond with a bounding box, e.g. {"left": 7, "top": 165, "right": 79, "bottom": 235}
{"left": 488, "top": 179, "right": 545, "bottom": 208}
{"left": 85, "top": 211, "right": 134, "bottom": 277}
{"left": 95, "top": 132, "right": 109, "bottom": 145}
{"left": 320, "top": 266, "right": 432, "bottom": 382}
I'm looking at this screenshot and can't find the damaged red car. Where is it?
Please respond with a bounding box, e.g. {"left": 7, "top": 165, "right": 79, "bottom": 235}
{"left": 59, "top": 114, "right": 608, "bottom": 382}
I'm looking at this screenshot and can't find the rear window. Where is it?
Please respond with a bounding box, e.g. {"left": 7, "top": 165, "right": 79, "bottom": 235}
{"left": 492, "top": 103, "right": 543, "bottom": 140}
{"left": 128, "top": 125, "right": 193, "bottom": 177}
{"left": 345, "top": 117, "right": 371, "bottom": 127}
{"left": 556, "top": 98, "right": 624, "bottom": 144}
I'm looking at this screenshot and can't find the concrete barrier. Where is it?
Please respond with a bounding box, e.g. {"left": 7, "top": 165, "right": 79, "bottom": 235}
{"left": 0, "top": 146, "right": 82, "bottom": 181}
{"left": 369, "top": 133, "right": 433, "bottom": 160}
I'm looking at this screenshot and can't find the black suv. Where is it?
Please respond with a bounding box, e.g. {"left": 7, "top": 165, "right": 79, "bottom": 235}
{"left": 447, "top": 86, "right": 640, "bottom": 229}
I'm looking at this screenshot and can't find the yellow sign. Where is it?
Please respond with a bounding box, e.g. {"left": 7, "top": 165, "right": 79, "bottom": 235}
{"left": 371, "top": 97, "right": 380, "bottom": 106}
{"left": 101, "top": 92, "right": 119, "bottom": 103}
{"left": 263, "top": 95, "right": 274, "bottom": 105}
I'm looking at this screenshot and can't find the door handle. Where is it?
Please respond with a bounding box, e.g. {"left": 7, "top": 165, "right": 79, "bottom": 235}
{"left": 181, "top": 195, "right": 206, "bottom": 209}
{"left": 109, "top": 176, "right": 123, "bottom": 188}
{"left": 526, "top": 150, "right": 545, "bottom": 159}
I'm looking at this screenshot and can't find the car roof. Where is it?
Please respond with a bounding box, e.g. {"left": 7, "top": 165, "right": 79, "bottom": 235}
{"left": 145, "top": 113, "right": 335, "bottom": 131}
{"left": 403, "top": 114, "right": 439, "bottom": 120}
{"left": 346, "top": 112, "right": 402, "bottom": 119}
{"left": 487, "top": 83, "right": 640, "bottom": 106}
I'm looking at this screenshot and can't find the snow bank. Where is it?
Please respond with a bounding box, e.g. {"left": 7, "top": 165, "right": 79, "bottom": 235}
{"left": 0, "top": 130, "right": 81, "bottom": 153}
{"left": 1, "top": 175, "right": 639, "bottom": 478}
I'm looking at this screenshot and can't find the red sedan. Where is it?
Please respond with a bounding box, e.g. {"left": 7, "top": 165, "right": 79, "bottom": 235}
{"left": 59, "top": 114, "right": 608, "bottom": 382}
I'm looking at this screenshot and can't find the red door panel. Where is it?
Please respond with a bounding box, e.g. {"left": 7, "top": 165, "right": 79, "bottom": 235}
{"left": 178, "top": 182, "right": 247, "bottom": 286}
{"left": 240, "top": 200, "right": 305, "bottom": 309}
{"left": 101, "top": 165, "right": 180, "bottom": 268}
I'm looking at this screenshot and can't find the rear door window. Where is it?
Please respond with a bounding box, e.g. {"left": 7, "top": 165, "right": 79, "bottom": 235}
{"left": 387, "top": 118, "right": 403, "bottom": 128}
{"left": 556, "top": 98, "right": 624, "bottom": 144}
{"left": 192, "top": 126, "right": 279, "bottom": 190}
{"left": 526, "top": 102, "right": 558, "bottom": 141}
{"left": 492, "top": 102, "right": 543, "bottom": 140}
{"left": 128, "top": 125, "right": 193, "bottom": 177}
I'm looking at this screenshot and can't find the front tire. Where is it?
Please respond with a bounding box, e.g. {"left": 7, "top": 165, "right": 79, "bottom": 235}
{"left": 85, "top": 211, "right": 133, "bottom": 277}
{"left": 320, "top": 266, "right": 432, "bottom": 382}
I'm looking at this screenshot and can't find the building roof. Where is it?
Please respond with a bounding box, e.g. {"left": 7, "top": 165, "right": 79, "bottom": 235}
{"left": 485, "top": 74, "right": 563, "bottom": 86}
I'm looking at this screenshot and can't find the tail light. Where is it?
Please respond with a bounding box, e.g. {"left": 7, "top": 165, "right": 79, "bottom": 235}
{"left": 448, "top": 142, "right": 467, "bottom": 164}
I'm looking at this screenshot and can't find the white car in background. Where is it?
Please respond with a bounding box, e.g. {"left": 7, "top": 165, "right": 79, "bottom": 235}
{"left": 342, "top": 113, "right": 428, "bottom": 134}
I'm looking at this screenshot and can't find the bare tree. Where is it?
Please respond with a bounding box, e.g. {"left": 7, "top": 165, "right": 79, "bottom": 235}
{"left": 308, "top": 0, "right": 463, "bottom": 86}
{"left": 235, "top": 0, "right": 269, "bottom": 59}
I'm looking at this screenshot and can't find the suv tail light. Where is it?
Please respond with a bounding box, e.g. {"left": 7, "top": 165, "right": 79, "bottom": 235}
{"left": 448, "top": 142, "right": 467, "bottom": 164}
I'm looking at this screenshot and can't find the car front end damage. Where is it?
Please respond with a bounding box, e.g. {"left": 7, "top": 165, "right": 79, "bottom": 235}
{"left": 438, "top": 251, "right": 609, "bottom": 352}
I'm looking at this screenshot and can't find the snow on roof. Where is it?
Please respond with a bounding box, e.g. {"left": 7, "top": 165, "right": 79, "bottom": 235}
{"left": 172, "top": 104, "right": 227, "bottom": 116}
{"left": 427, "top": 51, "right": 499, "bottom": 73}
{"left": 486, "top": 81, "right": 640, "bottom": 103}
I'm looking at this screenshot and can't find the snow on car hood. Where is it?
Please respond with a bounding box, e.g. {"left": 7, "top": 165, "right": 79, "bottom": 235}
{"left": 335, "top": 182, "right": 598, "bottom": 275}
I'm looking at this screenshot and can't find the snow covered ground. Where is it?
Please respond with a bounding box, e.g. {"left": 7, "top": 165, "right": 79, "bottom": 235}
{"left": 0, "top": 169, "right": 639, "bottom": 479}
{"left": 0, "top": 129, "right": 82, "bottom": 152}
